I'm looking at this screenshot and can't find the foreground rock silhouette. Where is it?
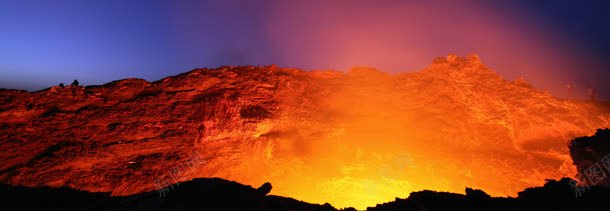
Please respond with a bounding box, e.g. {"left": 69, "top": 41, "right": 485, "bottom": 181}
{"left": 369, "top": 177, "right": 610, "bottom": 211}
{"left": 2, "top": 176, "right": 609, "bottom": 211}
{"left": 569, "top": 128, "right": 610, "bottom": 186}
{"left": 0, "top": 178, "right": 336, "bottom": 211}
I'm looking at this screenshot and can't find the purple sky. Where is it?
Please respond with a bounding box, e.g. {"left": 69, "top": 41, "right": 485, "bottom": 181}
{"left": 0, "top": 0, "right": 608, "bottom": 99}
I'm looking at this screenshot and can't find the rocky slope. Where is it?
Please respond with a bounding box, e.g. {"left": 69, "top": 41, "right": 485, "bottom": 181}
{"left": 0, "top": 54, "right": 608, "bottom": 208}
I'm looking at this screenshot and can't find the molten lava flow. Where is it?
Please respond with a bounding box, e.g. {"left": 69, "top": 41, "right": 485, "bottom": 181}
{"left": 0, "top": 55, "right": 608, "bottom": 209}
{"left": 192, "top": 56, "right": 608, "bottom": 209}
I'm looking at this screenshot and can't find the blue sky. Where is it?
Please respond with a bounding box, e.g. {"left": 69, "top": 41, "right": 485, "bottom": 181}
{"left": 1, "top": 0, "right": 608, "bottom": 99}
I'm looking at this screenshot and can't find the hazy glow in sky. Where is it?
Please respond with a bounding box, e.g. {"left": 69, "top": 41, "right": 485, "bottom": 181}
{"left": 0, "top": 0, "right": 608, "bottom": 99}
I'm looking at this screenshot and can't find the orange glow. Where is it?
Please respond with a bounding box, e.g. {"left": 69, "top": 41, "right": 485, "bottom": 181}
{"left": 1, "top": 56, "right": 607, "bottom": 210}
{"left": 261, "top": 1, "right": 605, "bottom": 100}
{"left": 184, "top": 56, "right": 609, "bottom": 209}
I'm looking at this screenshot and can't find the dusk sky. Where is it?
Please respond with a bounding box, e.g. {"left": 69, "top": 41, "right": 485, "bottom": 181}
{"left": 0, "top": 0, "right": 608, "bottom": 99}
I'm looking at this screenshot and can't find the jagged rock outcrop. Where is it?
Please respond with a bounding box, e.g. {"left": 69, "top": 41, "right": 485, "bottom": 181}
{"left": 368, "top": 177, "right": 610, "bottom": 211}
{"left": 4, "top": 176, "right": 609, "bottom": 211}
{"left": 569, "top": 128, "right": 610, "bottom": 186}
{"left": 257, "top": 182, "right": 273, "bottom": 195}
{"left": 0, "top": 55, "right": 608, "bottom": 208}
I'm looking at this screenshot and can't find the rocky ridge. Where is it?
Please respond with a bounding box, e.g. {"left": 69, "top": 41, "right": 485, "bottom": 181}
{"left": 0, "top": 55, "right": 608, "bottom": 208}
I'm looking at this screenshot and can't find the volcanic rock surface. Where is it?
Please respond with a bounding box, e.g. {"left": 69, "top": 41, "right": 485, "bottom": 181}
{"left": 1, "top": 54, "right": 608, "bottom": 208}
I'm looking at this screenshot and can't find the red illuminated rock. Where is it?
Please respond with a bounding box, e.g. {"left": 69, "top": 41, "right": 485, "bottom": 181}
{"left": 0, "top": 55, "right": 608, "bottom": 208}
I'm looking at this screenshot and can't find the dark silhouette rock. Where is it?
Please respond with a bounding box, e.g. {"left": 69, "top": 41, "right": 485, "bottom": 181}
{"left": 2, "top": 176, "right": 610, "bottom": 211}
{"left": 568, "top": 128, "right": 610, "bottom": 186}
{"left": 368, "top": 178, "right": 610, "bottom": 211}
{"left": 58, "top": 83, "right": 65, "bottom": 88}
{"left": 71, "top": 79, "right": 79, "bottom": 86}
{"left": 0, "top": 178, "right": 336, "bottom": 211}
{"left": 257, "top": 182, "right": 272, "bottom": 195}
{"left": 465, "top": 187, "right": 491, "bottom": 199}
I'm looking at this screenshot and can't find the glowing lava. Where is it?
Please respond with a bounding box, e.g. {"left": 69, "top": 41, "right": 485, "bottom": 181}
{"left": 0, "top": 55, "right": 608, "bottom": 209}
{"left": 195, "top": 55, "right": 609, "bottom": 209}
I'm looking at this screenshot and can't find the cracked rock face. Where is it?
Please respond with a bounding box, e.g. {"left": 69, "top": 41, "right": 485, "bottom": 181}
{"left": 0, "top": 56, "right": 608, "bottom": 208}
